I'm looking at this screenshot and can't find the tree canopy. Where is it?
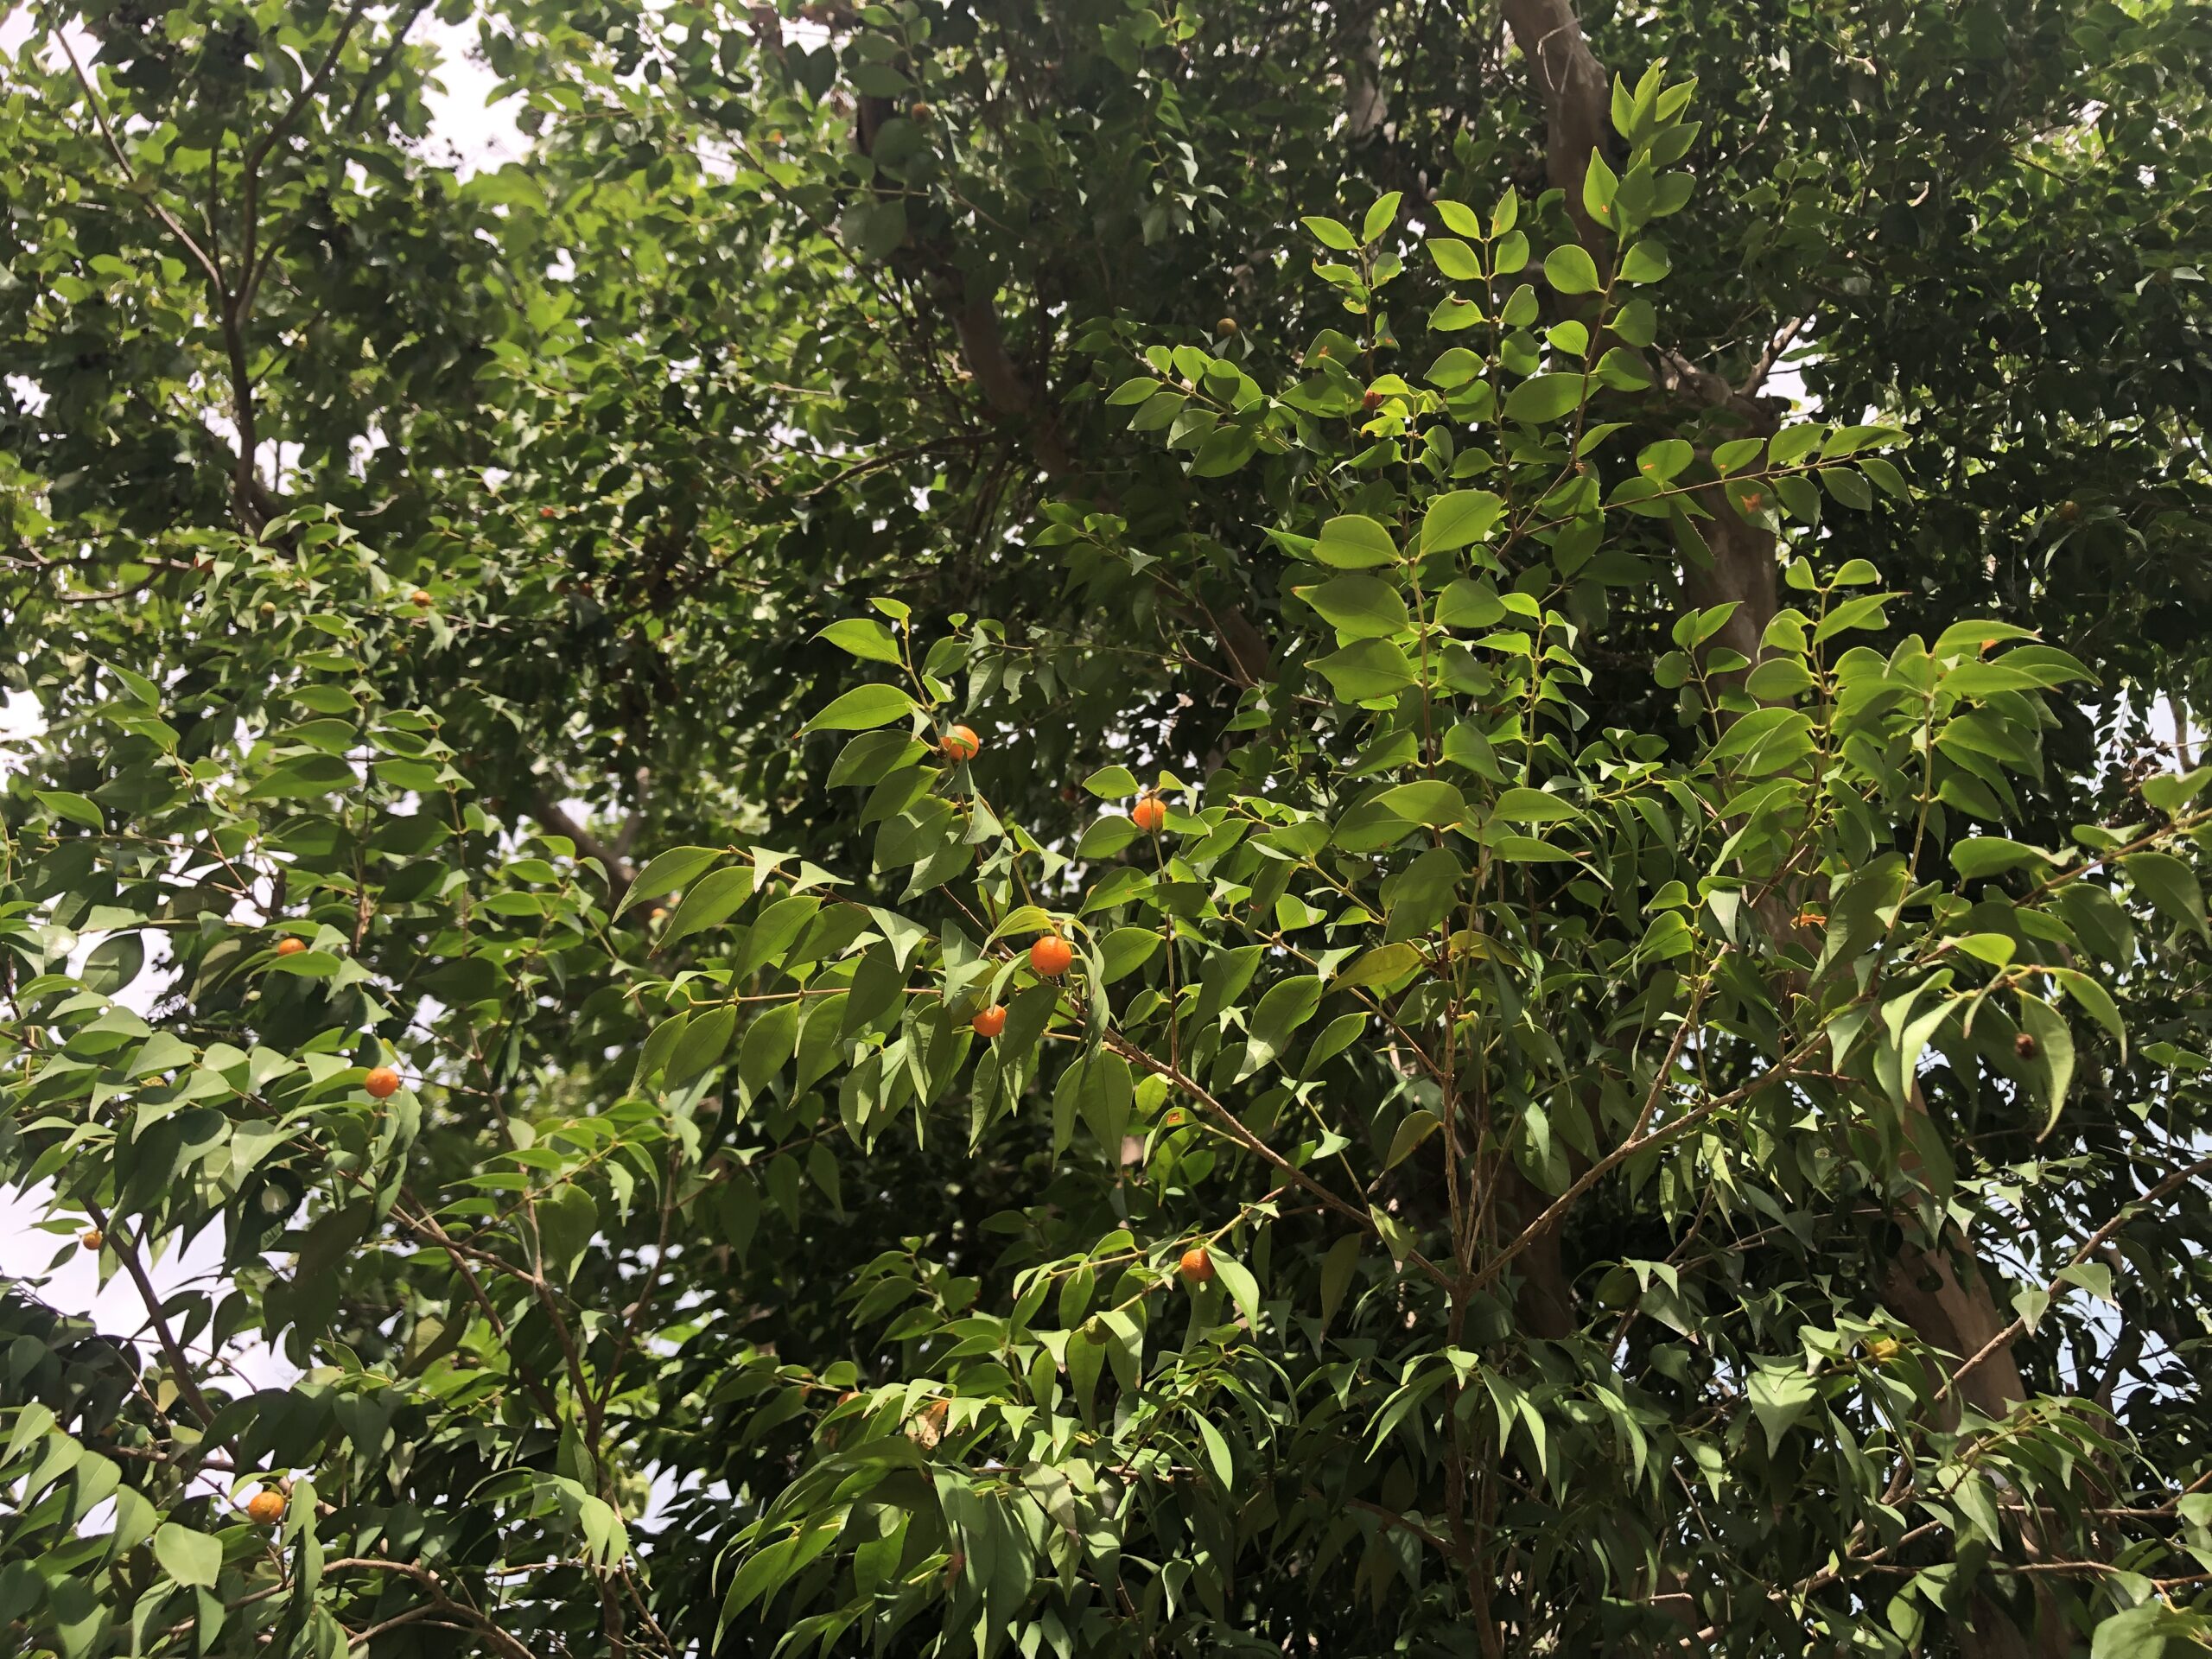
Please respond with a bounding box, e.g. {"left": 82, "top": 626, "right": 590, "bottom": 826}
{"left": 5, "top": 1, "right": 2212, "bottom": 1656}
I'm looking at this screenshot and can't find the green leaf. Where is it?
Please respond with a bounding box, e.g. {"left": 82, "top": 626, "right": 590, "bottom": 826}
{"left": 660, "top": 866, "right": 757, "bottom": 947}
{"left": 619, "top": 846, "right": 725, "bottom": 916}
{"left": 1293, "top": 575, "right": 1408, "bottom": 639}
{"left": 1419, "top": 490, "right": 1506, "bottom": 554}
{"left": 1375, "top": 781, "right": 1467, "bottom": 827}
{"left": 1313, "top": 514, "right": 1400, "bottom": 569}
{"left": 1383, "top": 1109, "right": 1440, "bottom": 1169}
{"left": 1083, "top": 765, "right": 1140, "bottom": 798}
{"left": 1491, "top": 787, "right": 1580, "bottom": 824}
{"left": 34, "top": 790, "right": 104, "bottom": 829}
{"left": 1503, "top": 373, "right": 1586, "bottom": 424}
{"left": 1745, "top": 1363, "right": 1817, "bottom": 1454}
{"left": 2019, "top": 996, "right": 2077, "bottom": 1139}
{"left": 1238, "top": 975, "right": 1325, "bottom": 1079}
{"left": 1302, "top": 214, "right": 1357, "bottom": 251}
{"left": 1319, "top": 1235, "right": 1361, "bottom": 1329}
{"left": 1308, "top": 639, "right": 1417, "bottom": 702}
{"left": 154, "top": 1523, "right": 220, "bottom": 1589}
{"left": 1950, "top": 838, "right": 2055, "bottom": 881}
{"left": 1541, "top": 245, "right": 1600, "bottom": 295}
{"left": 805, "top": 683, "right": 918, "bottom": 732}
{"left": 1361, "top": 191, "right": 1402, "bottom": 243}
{"left": 816, "top": 619, "right": 904, "bottom": 664}
{"left": 2123, "top": 851, "right": 2209, "bottom": 941}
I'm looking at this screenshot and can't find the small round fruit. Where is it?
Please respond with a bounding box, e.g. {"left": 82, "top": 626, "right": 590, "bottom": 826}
{"left": 80, "top": 1228, "right": 103, "bottom": 1252}
{"left": 971, "top": 1004, "right": 1007, "bottom": 1039}
{"left": 258, "top": 601, "right": 277, "bottom": 618}
{"left": 245, "top": 1490, "right": 286, "bottom": 1525}
{"left": 539, "top": 506, "right": 556, "bottom": 518}
{"left": 940, "top": 725, "right": 982, "bottom": 762}
{"left": 2014, "top": 1031, "right": 2038, "bottom": 1059}
{"left": 909, "top": 100, "right": 931, "bottom": 120}
{"left": 649, "top": 906, "right": 668, "bottom": 923}
{"left": 410, "top": 589, "right": 432, "bottom": 607}
{"left": 1179, "top": 1246, "right": 1215, "bottom": 1284}
{"left": 1029, "top": 934, "right": 1074, "bottom": 977}
{"left": 1131, "top": 794, "right": 1167, "bottom": 834}
{"left": 275, "top": 938, "right": 307, "bottom": 957}
{"left": 1217, "top": 316, "right": 1238, "bottom": 336}
{"left": 364, "top": 1065, "right": 401, "bottom": 1100}
{"left": 1865, "top": 1336, "right": 1900, "bottom": 1363}
{"left": 2058, "top": 499, "right": 2081, "bottom": 522}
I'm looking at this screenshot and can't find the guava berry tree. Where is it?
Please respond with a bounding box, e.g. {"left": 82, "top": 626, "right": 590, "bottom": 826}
{"left": 5, "top": 1, "right": 2212, "bottom": 1657}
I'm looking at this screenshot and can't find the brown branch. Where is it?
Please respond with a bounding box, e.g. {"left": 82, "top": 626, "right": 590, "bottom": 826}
{"left": 1939, "top": 1154, "right": 2212, "bottom": 1408}
{"left": 1471, "top": 1020, "right": 1828, "bottom": 1294}
{"left": 81, "top": 1200, "right": 218, "bottom": 1429}
{"left": 55, "top": 32, "right": 227, "bottom": 293}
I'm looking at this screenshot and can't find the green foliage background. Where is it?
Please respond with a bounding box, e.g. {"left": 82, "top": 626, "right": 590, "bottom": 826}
{"left": 4, "top": 1, "right": 2212, "bottom": 1656}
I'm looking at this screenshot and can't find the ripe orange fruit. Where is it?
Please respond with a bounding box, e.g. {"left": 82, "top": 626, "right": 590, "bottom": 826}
{"left": 1131, "top": 794, "right": 1167, "bottom": 833}
{"left": 539, "top": 506, "right": 556, "bottom": 519}
{"left": 1029, "top": 934, "right": 1074, "bottom": 977}
{"left": 364, "top": 1065, "right": 401, "bottom": 1100}
{"left": 909, "top": 100, "right": 931, "bottom": 119}
{"left": 409, "top": 589, "right": 431, "bottom": 607}
{"left": 971, "top": 1004, "right": 1007, "bottom": 1038}
{"left": 275, "top": 938, "right": 307, "bottom": 957}
{"left": 1217, "top": 316, "right": 1238, "bottom": 336}
{"left": 80, "top": 1228, "right": 103, "bottom": 1251}
{"left": 1179, "top": 1246, "right": 1215, "bottom": 1284}
{"left": 245, "top": 1490, "right": 286, "bottom": 1524}
{"left": 940, "top": 725, "right": 982, "bottom": 762}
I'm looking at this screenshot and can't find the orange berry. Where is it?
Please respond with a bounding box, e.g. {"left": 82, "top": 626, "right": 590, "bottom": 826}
{"left": 1217, "top": 317, "right": 1238, "bottom": 336}
{"left": 970, "top": 1004, "right": 1007, "bottom": 1039}
{"left": 80, "top": 1228, "right": 103, "bottom": 1252}
{"left": 1179, "top": 1246, "right": 1215, "bottom": 1284}
{"left": 1029, "top": 935, "right": 1074, "bottom": 977}
{"left": 1131, "top": 794, "right": 1167, "bottom": 833}
{"left": 363, "top": 1065, "right": 401, "bottom": 1100}
{"left": 245, "top": 1490, "right": 286, "bottom": 1524}
{"left": 940, "top": 725, "right": 982, "bottom": 762}
{"left": 275, "top": 938, "right": 307, "bottom": 957}
{"left": 539, "top": 507, "right": 556, "bottom": 519}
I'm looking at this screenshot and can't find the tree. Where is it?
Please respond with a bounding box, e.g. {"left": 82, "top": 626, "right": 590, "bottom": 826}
{"left": 4, "top": 1, "right": 2212, "bottom": 1656}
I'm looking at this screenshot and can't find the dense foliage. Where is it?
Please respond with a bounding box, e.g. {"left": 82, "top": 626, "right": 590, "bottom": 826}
{"left": 5, "top": 1, "right": 2212, "bottom": 1656}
